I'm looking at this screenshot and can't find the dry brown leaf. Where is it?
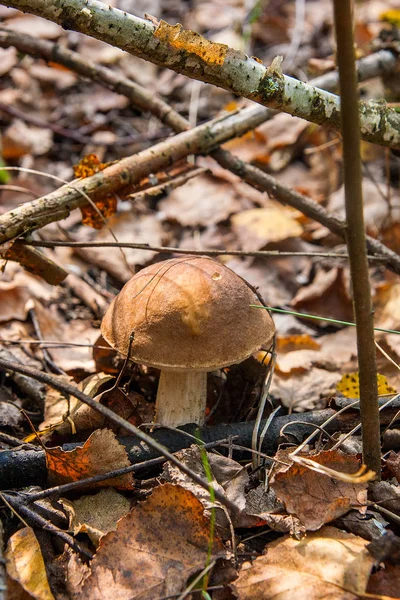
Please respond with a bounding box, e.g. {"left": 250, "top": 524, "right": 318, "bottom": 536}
{"left": 162, "top": 445, "right": 248, "bottom": 536}
{"left": 2, "top": 120, "right": 53, "bottom": 159}
{"left": 224, "top": 114, "right": 311, "bottom": 170}
{"left": 291, "top": 266, "right": 353, "bottom": 324}
{"left": 0, "top": 283, "right": 31, "bottom": 323}
{"left": 68, "top": 483, "right": 226, "bottom": 600}
{"left": 226, "top": 257, "right": 300, "bottom": 307}
{"left": 5, "top": 527, "right": 54, "bottom": 600}
{"left": 232, "top": 526, "right": 374, "bottom": 600}
{"left": 271, "top": 451, "right": 367, "bottom": 530}
{"left": 374, "top": 281, "right": 400, "bottom": 330}
{"left": 385, "top": 451, "right": 400, "bottom": 482}
{"left": 46, "top": 429, "right": 134, "bottom": 490}
{"left": 231, "top": 208, "right": 302, "bottom": 251}
{"left": 28, "top": 63, "right": 77, "bottom": 89}
{"left": 367, "top": 563, "right": 400, "bottom": 599}
{"left": 4, "top": 14, "right": 63, "bottom": 38}
{"left": 270, "top": 368, "right": 341, "bottom": 412}
{"left": 275, "top": 349, "right": 335, "bottom": 376}
{"left": 82, "top": 212, "right": 164, "bottom": 281}
{"left": 159, "top": 173, "right": 242, "bottom": 227}
{"left": 32, "top": 299, "right": 97, "bottom": 373}
{"left": 0, "top": 47, "right": 17, "bottom": 76}
{"left": 62, "top": 488, "right": 131, "bottom": 546}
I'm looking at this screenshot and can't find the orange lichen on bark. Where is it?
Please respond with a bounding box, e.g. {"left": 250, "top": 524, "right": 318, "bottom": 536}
{"left": 154, "top": 20, "right": 227, "bottom": 65}
{"left": 73, "top": 154, "right": 117, "bottom": 229}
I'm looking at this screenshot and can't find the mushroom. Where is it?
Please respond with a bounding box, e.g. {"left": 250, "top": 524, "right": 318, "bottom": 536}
{"left": 101, "top": 256, "right": 275, "bottom": 427}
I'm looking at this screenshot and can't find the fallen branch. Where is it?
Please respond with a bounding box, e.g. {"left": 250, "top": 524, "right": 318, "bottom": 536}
{"left": 0, "top": 28, "right": 396, "bottom": 136}
{"left": 1, "top": 0, "right": 399, "bottom": 149}
{"left": 1, "top": 398, "right": 399, "bottom": 490}
{"left": 1, "top": 27, "right": 399, "bottom": 274}
{"left": 0, "top": 242, "right": 67, "bottom": 284}
{"left": 0, "top": 357, "right": 238, "bottom": 512}
{"left": 0, "top": 105, "right": 269, "bottom": 244}
{"left": 211, "top": 148, "right": 400, "bottom": 275}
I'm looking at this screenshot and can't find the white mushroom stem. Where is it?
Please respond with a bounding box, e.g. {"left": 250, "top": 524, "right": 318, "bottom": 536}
{"left": 155, "top": 370, "right": 208, "bottom": 427}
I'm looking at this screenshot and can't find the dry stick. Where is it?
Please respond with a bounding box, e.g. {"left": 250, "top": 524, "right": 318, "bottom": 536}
{"left": 1, "top": 492, "right": 93, "bottom": 560}
{"left": 0, "top": 28, "right": 396, "bottom": 134}
{"left": 0, "top": 0, "right": 399, "bottom": 149}
{"left": 1, "top": 31, "right": 399, "bottom": 273}
{"left": 210, "top": 149, "right": 400, "bottom": 275}
{"left": 0, "top": 30, "right": 399, "bottom": 271}
{"left": 333, "top": 0, "right": 380, "bottom": 475}
{"left": 18, "top": 240, "right": 386, "bottom": 261}
{"left": 0, "top": 357, "right": 238, "bottom": 513}
{"left": 0, "top": 105, "right": 271, "bottom": 244}
{"left": 0, "top": 242, "right": 67, "bottom": 285}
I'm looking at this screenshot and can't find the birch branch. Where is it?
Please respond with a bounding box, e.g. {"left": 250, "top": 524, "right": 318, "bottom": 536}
{"left": 1, "top": 28, "right": 399, "bottom": 275}
{"left": 1, "top": 0, "right": 399, "bottom": 149}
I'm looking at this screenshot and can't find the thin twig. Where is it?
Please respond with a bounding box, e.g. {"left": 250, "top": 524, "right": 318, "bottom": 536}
{"left": 1, "top": 492, "right": 93, "bottom": 560}
{"left": 17, "top": 239, "right": 386, "bottom": 261}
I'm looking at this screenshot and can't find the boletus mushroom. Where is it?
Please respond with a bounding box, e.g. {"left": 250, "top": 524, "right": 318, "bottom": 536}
{"left": 101, "top": 256, "right": 275, "bottom": 427}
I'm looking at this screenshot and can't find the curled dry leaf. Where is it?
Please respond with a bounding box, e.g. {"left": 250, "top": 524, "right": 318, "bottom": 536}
{"left": 159, "top": 173, "right": 242, "bottom": 227}
{"left": 232, "top": 526, "right": 374, "bottom": 600}
{"left": 62, "top": 488, "right": 131, "bottom": 546}
{"left": 231, "top": 207, "right": 303, "bottom": 252}
{"left": 0, "top": 282, "right": 31, "bottom": 323}
{"left": 271, "top": 450, "right": 368, "bottom": 531}
{"left": 385, "top": 451, "right": 400, "bottom": 482}
{"left": 67, "top": 483, "right": 226, "bottom": 600}
{"left": 46, "top": 429, "right": 134, "bottom": 490}
{"left": 162, "top": 445, "right": 248, "bottom": 536}
{"left": 270, "top": 368, "right": 341, "bottom": 412}
{"left": 291, "top": 266, "right": 353, "bottom": 325}
{"left": 32, "top": 299, "right": 97, "bottom": 373}
{"left": 2, "top": 119, "right": 53, "bottom": 159}
{"left": 5, "top": 527, "right": 54, "bottom": 600}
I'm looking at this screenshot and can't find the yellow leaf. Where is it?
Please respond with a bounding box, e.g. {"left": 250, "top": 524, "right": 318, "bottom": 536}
{"left": 380, "top": 9, "right": 400, "bottom": 26}
{"left": 336, "top": 372, "right": 397, "bottom": 398}
{"left": 6, "top": 527, "right": 54, "bottom": 600}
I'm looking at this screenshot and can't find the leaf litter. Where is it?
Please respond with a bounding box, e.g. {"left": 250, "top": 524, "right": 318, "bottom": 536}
{"left": 1, "top": 0, "right": 400, "bottom": 598}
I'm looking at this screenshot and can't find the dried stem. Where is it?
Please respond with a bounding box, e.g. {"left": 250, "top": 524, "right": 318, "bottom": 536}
{"left": 333, "top": 0, "right": 380, "bottom": 475}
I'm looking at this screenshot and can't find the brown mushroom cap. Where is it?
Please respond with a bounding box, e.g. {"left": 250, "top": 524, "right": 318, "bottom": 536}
{"left": 101, "top": 256, "right": 275, "bottom": 371}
